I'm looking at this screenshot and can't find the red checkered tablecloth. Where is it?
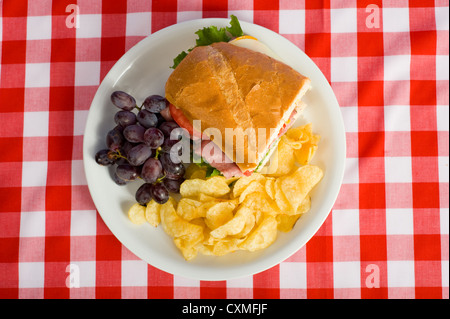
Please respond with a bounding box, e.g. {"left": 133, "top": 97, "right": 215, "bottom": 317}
{"left": 0, "top": 0, "right": 448, "bottom": 299}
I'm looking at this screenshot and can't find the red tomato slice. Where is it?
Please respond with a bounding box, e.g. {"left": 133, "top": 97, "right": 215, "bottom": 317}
{"left": 169, "top": 103, "right": 194, "bottom": 137}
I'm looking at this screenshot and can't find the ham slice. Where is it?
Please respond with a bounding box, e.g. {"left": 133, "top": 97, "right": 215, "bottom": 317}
{"left": 194, "top": 140, "right": 243, "bottom": 178}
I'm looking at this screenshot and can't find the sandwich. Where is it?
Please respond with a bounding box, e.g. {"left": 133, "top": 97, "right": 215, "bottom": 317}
{"left": 165, "top": 41, "right": 311, "bottom": 178}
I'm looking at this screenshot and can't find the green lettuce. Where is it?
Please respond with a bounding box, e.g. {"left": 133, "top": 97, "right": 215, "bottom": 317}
{"left": 171, "top": 15, "right": 244, "bottom": 69}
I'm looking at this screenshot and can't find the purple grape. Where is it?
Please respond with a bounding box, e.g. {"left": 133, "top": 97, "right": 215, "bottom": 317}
{"left": 137, "top": 109, "right": 158, "bottom": 128}
{"left": 143, "top": 95, "right": 167, "bottom": 113}
{"left": 115, "top": 110, "right": 137, "bottom": 127}
{"left": 141, "top": 158, "right": 163, "bottom": 184}
{"left": 116, "top": 164, "right": 139, "bottom": 181}
{"left": 106, "top": 126, "right": 124, "bottom": 151}
{"left": 113, "top": 172, "right": 127, "bottom": 185}
{"left": 123, "top": 124, "right": 145, "bottom": 143}
{"left": 158, "top": 121, "right": 180, "bottom": 138}
{"left": 127, "top": 143, "right": 152, "bottom": 166}
{"left": 144, "top": 127, "right": 164, "bottom": 149}
{"left": 151, "top": 183, "right": 169, "bottom": 204}
{"left": 160, "top": 152, "right": 185, "bottom": 177}
{"left": 160, "top": 106, "right": 173, "bottom": 121}
{"left": 111, "top": 91, "right": 136, "bottom": 111}
{"left": 135, "top": 183, "right": 153, "bottom": 205}
{"left": 95, "top": 149, "right": 115, "bottom": 166}
{"left": 163, "top": 178, "right": 183, "bottom": 193}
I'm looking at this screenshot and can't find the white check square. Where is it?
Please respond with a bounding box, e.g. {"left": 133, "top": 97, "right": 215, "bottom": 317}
{"left": 70, "top": 210, "right": 97, "bottom": 236}
{"left": 76, "top": 14, "right": 102, "bottom": 38}
{"left": 435, "top": 6, "right": 449, "bottom": 31}
{"left": 280, "top": 262, "right": 306, "bottom": 289}
{"left": 330, "top": 8, "right": 357, "bottom": 33}
{"left": 386, "top": 208, "right": 414, "bottom": 235}
{"left": 20, "top": 211, "right": 46, "bottom": 237}
{"left": 331, "top": 57, "right": 357, "bottom": 82}
{"left": 25, "top": 63, "right": 51, "bottom": 88}
{"left": 279, "top": 10, "right": 305, "bottom": 34}
{"left": 122, "top": 260, "right": 148, "bottom": 286}
{"left": 384, "top": 55, "right": 410, "bottom": 81}
{"left": 332, "top": 209, "right": 360, "bottom": 236}
{"left": 75, "top": 61, "right": 100, "bottom": 86}
{"left": 126, "top": 12, "right": 151, "bottom": 37}
{"left": 27, "top": 16, "right": 52, "bottom": 40}
{"left": 383, "top": 8, "right": 410, "bottom": 32}
{"left": 23, "top": 111, "right": 49, "bottom": 137}
{"left": 436, "top": 55, "right": 449, "bottom": 81}
{"left": 385, "top": 157, "right": 412, "bottom": 183}
{"left": 334, "top": 261, "right": 361, "bottom": 288}
{"left": 387, "top": 260, "right": 415, "bottom": 287}
{"left": 21, "top": 161, "right": 48, "bottom": 187}
{"left": 384, "top": 105, "right": 410, "bottom": 132}
{"left": 19, "top": 262, "right": 45, "bottom": 288}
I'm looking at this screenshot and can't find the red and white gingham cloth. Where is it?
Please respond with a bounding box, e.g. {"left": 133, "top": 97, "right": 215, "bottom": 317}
{"left": 0, "top": 0, "right": 448, "bottom": 299}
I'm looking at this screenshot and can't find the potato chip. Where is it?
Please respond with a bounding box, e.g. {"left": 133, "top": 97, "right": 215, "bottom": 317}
{"left": 279, "top": 165, "right": 323, "bottom": 213}
{"left": 239, "top": 215, "right": 278, "bottom": 251}
{"left": 205, "top": 201, "right": 236, "bottom": 230}
{"left": 264, "top": 177, "right": 276, "bottom": 200}
{"left": 160, "top": 199, "right": 204, "bottom": 245}
{"left": 209, "top": 206, "right": 254, "bottom": 239}
{"left": 274, "top": 179, "right": 294, "bottom": 214}
{"left": 276, "top": 214, "right": 301, "bottom": 232}
{"left": 128, "top": 203, "right": 147, "bottom": 225}
{"left": 231, "top": 173, "right": 266, "bottom": 198}
{"left": 185, "top": 164, "right": 206, "bottom": 179}
{"left": 176, "top": 198, "right": 204, "bottom": 221}
{"left": 144, "top": 200, "right": 161, "bottom": 227}
{"left": 180, "top": 176, "right": 230, "bottom": 198}
{"left": 286, "top": 124, "right": 320, "bottom": 165}
{"left": 238, "top": 180, "right": 266, "bottom": 203}
{"left": 260, "top": 136, "right": 296, "bottom": 177}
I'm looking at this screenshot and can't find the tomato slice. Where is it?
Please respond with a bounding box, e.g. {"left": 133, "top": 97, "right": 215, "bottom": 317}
{"left": 169, "top": 103, "right": 194, "bottom": 137}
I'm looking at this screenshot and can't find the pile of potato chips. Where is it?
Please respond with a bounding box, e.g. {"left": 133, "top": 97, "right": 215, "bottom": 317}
{"left": 127, "top": 124, "right": 323, "bottom": 260}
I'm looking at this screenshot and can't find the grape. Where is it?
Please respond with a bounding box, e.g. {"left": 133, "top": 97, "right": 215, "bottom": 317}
{"left": 111, "top": 91, "right": 136, "bottom": 111}
{"left": 143, "top": 95, "right": 167, "bottom": 113}
{"left": 136, "top": 109, "right": 158, "bottom": 128}
{"left": 160, "top": 152, "right": 185, "bottom": 177}
{"left": 155, "top": 113, "right": 165, "bottom": 127}
{"left": 106, "top": 126, "right": 124, "bottom": 151}
{"left": 112, "top": 172, "right": 127, "bottom": 185}
{"left": 123, "top": 124, "right": 145, "bottom": 143}
{"left": 151, "top": 183, "right": 169, "bottom": 204}
{"left": 158, "top": 121, "right": 180, "bottom": 138}
{"left": 143, "top": 127, "right": 164, "bottom": 149}
{"left": 116, "top": 164, "right": 139, "bottom": 181}
{"left": 95, "top": 149, "right": 115, "bottom": 166}
{"left": 141, "top": 158, "right": 163, "bottom": 184}
{"left": 163, "top": 178, "right": 183, "bottom": 193}
{"left": 127, "top": 143, "right": 152, "bottom": 166}
{"left": 114, "top": 110, "right": 137, "bottom": 127}
{"left": 160, "top": 106, "right": 173, "bottom": 121}
{"left": 161, "top": 138, "right": 183, "bottom": 162}
{"left": 135, "top": 183, "right": 153, "bottom": 205}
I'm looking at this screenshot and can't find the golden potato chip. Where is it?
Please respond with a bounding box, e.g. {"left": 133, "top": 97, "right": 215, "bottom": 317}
{"left": 260, "top": 136, "right": 296, "bottom": 177}
{"left": 286, "top": 124, "right": 320, "bottom": 165}
{"left": 232, "top": 212, "right": 256, "bottom": 239}
{"left": 274, "top": 178, "right": 294, "bottom": 214}
{"left": 176, "top": 198, "right": 204, "bottom": 221}
{"left": 173, "top": 237, "right": 199, "bottom": 260}
{"left": 145, "top": 200, "right": 161, "bottom": 227}
{"left": 205, "top": 201, "right": 236, "bottom": 230}
{"left": 279, "top": 165, "right": 323, "bottom": 213}
{"left": 180, "top": 176, "right": 230, "bottom": 198}
{"left": 264, "top": 177, "right": 276, "bottom": 200}
{"left": 297, "top": 196, "right": 311, "bottom": 215}
{"left": 238, "top": 180, "right": 266, "bottom": 203}
{"left": 211, "top": 237, "right": 243, "bottom": 256}
{"left": 239, "top": 215, "right": 278, "bottom": 251}
{"left": 209, "top": 206, "right": 254, "bottom": 239}
{"left": 231, "top": 173, "right": 266, "bottom": 198}
{"left": 128, "top": 203, "right": 147, "bottom": 225}
{"left": 276, "top": 214, "right": 301, "bottom": 232}
{"left": 240, "top": 191, "right": 279, "bottom": 216}
{"left": 160, "top": 199, "right": 203, "bottom": 243}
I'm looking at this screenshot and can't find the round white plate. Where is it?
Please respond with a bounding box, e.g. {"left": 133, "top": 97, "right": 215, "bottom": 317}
{"left": 83, "top": 18, "right": 346, "bottom": 281}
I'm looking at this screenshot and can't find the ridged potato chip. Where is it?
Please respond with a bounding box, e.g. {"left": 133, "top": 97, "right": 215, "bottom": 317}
{"left": 145, "top": 200, "right": 161, "bottom": 227}
{"left": 239, "top": 215, "right": 278, "bottom": 251}
{"left": 180, "top": 176, "right": 230, "bottom": 198}
{"left": 128, "top": 203, "right": 146, "bottom": 225}
{"left": 205, "top": 201, "right": 236, "bottom": 230}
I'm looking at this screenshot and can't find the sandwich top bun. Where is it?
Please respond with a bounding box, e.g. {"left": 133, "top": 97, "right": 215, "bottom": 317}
{"left": 165, "top": 41, "right": 310, "bottom": 172}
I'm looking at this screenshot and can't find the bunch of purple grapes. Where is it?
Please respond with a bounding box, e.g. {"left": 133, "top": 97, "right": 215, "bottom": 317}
{"left": 95, "top": 91, "right": 186, "bottom": 205}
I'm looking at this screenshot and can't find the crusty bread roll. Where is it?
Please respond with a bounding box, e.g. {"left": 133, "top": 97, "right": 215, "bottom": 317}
{"left": 165, "top": 42, "right": 310, "bottom": 172}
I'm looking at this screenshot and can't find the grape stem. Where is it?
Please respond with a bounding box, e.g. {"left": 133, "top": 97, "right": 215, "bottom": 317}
{"left": 135, "top": 103, "right": 143, "bottom": 111}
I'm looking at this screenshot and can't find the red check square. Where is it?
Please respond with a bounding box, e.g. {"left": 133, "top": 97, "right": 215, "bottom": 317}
{"left": 46, "top": 185, "right": 72, "bottom": 211}
{"left": 50, "top": 39, "right": 76, "bottom": 62}
{"left": 359, "top": 183, "right": 386, "bottom": 209}
{"left": 305, "top": 33, "right": 331, "bottom": 58}
{"left": 358, "top": 81, "right": 384, "bottom": 107}
{"left": 358, "top": 32, "right": 384, "bottom": 57}
{"left": 0, "top": 138, "right": 23, "bottom": 162}
{"left": 45, "top": 237, "right": 70, "bottom": 262}
{"left": 2, "top": 0, "right": 28, "bottom": 17}
{"left": 412, "top": 183, "right": 440, "bottom": 209}
{"left": 411, "top": 131, "right": 438, "bottom": 156}
{"left": 410, "top": 31, "right": 437, "bottom": 55}
{"left": 410, "top": 80, "right": 436, "bottom": 106}
{"left": 360, "top": 235, "right": 387, "bottom": 261}
{"left": 1, "top": 41, "right": 26, "bottom": 64}
{"left": 49, "top": 87, "right": 75, "bottom": 111}
{"left": 96, "top": 235, "right": 123, "bottom": 260}
{"left": 359, "top": 132, "right": 385, "bottom": 157}
{"left": 305, "top": 0, "right": 330, "bottom": 9}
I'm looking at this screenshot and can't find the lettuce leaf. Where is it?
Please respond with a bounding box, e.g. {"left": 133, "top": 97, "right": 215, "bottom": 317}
{"left": 171, "top": 15, "right": 244, "bottom": 69}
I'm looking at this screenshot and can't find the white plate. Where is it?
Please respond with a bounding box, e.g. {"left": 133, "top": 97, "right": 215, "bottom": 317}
{"left": 83, "top": 18, "right": 346, "bottom": 281}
